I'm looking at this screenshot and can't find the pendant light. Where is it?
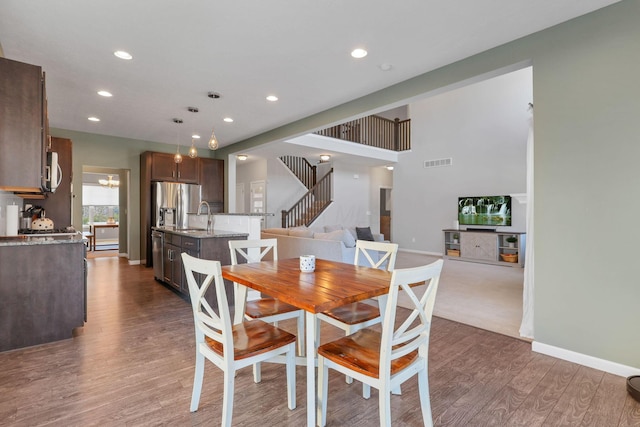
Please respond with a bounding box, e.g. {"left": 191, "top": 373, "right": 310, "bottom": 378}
{"left": 207, "top": 91, "right": 221, "bottom": 150}
{"left": 187, "top": 107, "right": 198, "bottom": 158}
{"left": 173, "top": 118, "right": 183, "bottom": 164}
{"left": 208, "top": 129, "right": 219, "bottom": 150}
{"left": 188, "top": 138, "right": 198, "bottom": 158}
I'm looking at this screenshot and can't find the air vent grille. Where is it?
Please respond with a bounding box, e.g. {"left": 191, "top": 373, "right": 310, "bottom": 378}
{"left": 424, "top": 157, "right": 453, "bottom": 168}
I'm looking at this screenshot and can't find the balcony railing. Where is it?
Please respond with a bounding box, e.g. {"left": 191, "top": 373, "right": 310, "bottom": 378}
{"left": 314, "top": 115, "right": 410, "bottom": 151}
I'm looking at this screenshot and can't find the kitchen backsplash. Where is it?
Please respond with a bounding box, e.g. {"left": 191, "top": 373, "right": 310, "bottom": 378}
{"left": 0, "top": 191, "right": 23, "bottom": 235}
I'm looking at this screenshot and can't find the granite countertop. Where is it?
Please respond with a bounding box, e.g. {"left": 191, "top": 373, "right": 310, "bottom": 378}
{"left": 0, "top": 232, "right": 85, "bottom": 247}
{"left": 153, "top": 227, "right": 248, "bottom": 239}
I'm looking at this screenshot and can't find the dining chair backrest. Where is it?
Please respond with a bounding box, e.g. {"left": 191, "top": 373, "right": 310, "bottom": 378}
{"left": 229, "top": 238, "right": 278, "bottom": 264}
{"left": 379, "top": 259, "right": 443, "bottom": 375}
{"left": 354, "top": 240, "right": 399, "bottom": 271}
{"left": 182, "top": 253, "right": 234, "bottom": 362}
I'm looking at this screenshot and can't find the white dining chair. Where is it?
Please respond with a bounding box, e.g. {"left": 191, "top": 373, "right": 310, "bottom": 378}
{"left": 229, "top": 239, "right": 305, "bottom": 379}
{"left": 181, "top": 253, "right": 296, "bottom": 427}
{"left": 317, "top": 239, "right": 399, "bottom": 390}
{"left": 317, "top": 259, "right": 443, "bottom": 427}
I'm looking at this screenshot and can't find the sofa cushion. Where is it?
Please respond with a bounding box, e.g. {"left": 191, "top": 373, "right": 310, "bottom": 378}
{"left": 289, "top": 228, "right": 314, "bottom": 238}
{"left": 262, "top": 228, "right": 289, "bottom": 236}
{"left": 356, "top": 226, "right": 375, "bottom": 241}
{"left": 324, "top": 224, "right": 343, "bottom": 233}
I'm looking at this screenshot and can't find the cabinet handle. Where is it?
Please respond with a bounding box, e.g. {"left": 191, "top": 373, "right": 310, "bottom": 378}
{"left": 172, "top": 170, "right": 175, "bottom": 178}
{"left": 178, "top": 171, "right": 181, "bottom": 178}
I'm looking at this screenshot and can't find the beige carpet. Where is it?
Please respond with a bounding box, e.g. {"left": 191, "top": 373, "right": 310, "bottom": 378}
{"left": 395, "top": 251, "right": 526, "bottom": 341}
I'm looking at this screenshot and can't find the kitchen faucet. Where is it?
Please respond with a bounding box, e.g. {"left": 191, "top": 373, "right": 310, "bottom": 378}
{"left": 197, "top": 201, "right": 212, "bottom": 234}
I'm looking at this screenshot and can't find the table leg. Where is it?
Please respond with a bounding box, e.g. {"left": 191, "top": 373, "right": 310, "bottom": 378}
{"left": 305, "top": 311, "right": 317, "bottom": 427}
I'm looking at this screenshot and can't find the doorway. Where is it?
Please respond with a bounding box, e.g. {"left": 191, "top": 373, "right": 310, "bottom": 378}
{"left": 81, "top": 167, "right": 129, "bottom": 258}
{"left": 379, "top": 187, "right": 392, "bottom": 241}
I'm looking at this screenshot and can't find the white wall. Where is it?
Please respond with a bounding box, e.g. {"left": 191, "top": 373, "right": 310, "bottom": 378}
{"left": 392, "top": 67, "right": 532, "bottom": 254}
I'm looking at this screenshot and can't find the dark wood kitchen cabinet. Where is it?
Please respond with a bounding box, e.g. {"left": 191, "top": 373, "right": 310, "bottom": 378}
{"left": 0, "top": 57, "right": 47, "bottom": 193}
{"left": 150, "top": 152, "right": 199, "bottom": 183}
{"left": 199, "top": 158, "right": 224, "bottom": 211}
{"left": 0, "top": 240, "right": 85, "bottom": 352}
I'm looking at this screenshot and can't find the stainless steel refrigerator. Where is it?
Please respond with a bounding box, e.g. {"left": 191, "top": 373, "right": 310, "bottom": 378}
{"left": 152, "top": 182, "right": 202, "bottom": 229}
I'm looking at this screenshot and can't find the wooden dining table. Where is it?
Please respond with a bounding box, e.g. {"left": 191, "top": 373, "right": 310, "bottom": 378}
{"left": 221, "top": 257, "right": 393, "bottom": 427}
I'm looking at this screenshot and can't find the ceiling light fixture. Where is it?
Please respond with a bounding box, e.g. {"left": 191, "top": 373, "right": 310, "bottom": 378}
{"left": 97, "top": 90, "right": 113, "bottom": 97}
{"left": 114, "top": 50, "right": 132, "bottom": 60}
{"left": 223, "top": 117, "right": 234, "bottom": 123}
{"left": 88, "top": 116, "right": 100, "bottom": 122}
{"left": 386, "top": 165, "right": 394, "bottom": 171}
{"left": 207, "top": 93, "right": 220, "bottom": 150}
{"left": 99, "top": 175, "right": 119, "bottom": 188}
{"left": 236, "top": 154, "right": 248, "bottom": 161}
{"left": 173, "top": 118, "right": 183, "bottom": 164}
{"left": 266, "top": 95, "right": 278, "bottom": 102}
{"left": 320, "top": 154, "right": 331, "bottom": 162}
{"left": 351, "top": 48, "right": 368, "bottom": 59}
{"left": 187, "top": 107, "right": 199, "bottom": 159}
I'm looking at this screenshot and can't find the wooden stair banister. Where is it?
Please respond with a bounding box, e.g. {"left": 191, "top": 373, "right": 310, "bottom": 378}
{"left": 282, "top": 168, "right": 333, "bottom": 228}
{"left": 279, "top": 155, "right": 317, "bottom": 190}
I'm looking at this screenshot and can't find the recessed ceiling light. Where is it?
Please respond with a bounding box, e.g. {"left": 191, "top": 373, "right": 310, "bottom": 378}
{"left": 97, "top": 90, "right": 112, "bottom": 97}
{"left": 88, "top": 117, "right": 100, "bottom": 122}
{"left": 192, "top": 134, "right": 201, "bottom": 139}
{"left": 351, "top": 48, "right": 368, "bottom": 59}
{"left": 379, "top": 63, "right": 393, "bottom": 71}
{"left": 266, "top": 95, "right": 278, "bottom": 102}
{"left": 223, "top": 117, "right": 234, "bottom": 123}
{"left": 113, "top": 50, "right": 132, "bottom": 60}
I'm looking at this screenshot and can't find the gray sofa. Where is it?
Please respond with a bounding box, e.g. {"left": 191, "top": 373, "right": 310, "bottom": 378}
{"left": 260, "top": 225, "right": 384, "bottom": 265}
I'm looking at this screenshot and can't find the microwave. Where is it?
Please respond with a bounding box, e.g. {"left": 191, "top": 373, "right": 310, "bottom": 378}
{"left": 45, "top": 151, "right": 62, "bottom": 192}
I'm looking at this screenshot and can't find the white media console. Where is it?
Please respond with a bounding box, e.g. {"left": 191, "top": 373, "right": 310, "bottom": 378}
{"left": 443, "top": 229, "right": 526, "bottom": 267}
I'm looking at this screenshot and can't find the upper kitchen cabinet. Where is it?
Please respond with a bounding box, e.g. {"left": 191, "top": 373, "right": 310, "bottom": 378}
{"left": 0, "top": 57, "right": 47, "bottom": 193}
{"left": 150, "top": 152, "right": 199, "bottom": 183}
{"left": 199, "top": 158, "right": 224, "bottom": 210}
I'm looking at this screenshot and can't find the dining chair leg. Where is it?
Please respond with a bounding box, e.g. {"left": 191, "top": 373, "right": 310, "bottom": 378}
{"left": 296, "top": 315, "right": 305, "bottom": 356}
{"left": 222, "top": 370, "right": 235, "bottom": 427}
{"left": 418, "top": 370, "right": 434, "bottom": 427}
{"left": 190, "top": 351, "right": 205, "bottom": 412}
{"left": 317, "top": 357, "right": 329, "bottom": 427}
{"left": 253, "top": 362, "right": 262, "bottom": 383}
{"left": 379, "top": 385, "right": 392, "bottom": 427}
{"left": 286, "top": 343, "right": 297, "bottom": 410}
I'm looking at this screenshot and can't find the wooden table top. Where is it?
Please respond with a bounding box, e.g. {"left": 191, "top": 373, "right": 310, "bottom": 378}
{"left": 221, "top": 258, "right": 393, "bottom": 314}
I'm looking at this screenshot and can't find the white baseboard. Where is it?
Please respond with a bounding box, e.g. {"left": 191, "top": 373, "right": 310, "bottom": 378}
{"left": 532, "top": 341, "right": 640, "bottom": 378}
{"left": 128, "top": 259, "right": 142, "bottom": 265}
{"left": 118, "top": 252, "right": 128, "bottom": 258}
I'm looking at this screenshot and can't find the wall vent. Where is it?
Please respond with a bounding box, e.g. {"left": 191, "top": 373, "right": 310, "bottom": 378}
{"left": 424, "top": 157, "right": 453, "bottom": 168}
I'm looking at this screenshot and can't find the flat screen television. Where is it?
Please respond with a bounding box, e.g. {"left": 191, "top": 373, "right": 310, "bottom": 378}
{"left": 458, "top": 195, "right": 511, "bottom": 227}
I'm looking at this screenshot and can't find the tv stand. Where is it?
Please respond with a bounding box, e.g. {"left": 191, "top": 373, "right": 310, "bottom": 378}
{"left": 443, "top": 229, "right": 525, "bottom": 267}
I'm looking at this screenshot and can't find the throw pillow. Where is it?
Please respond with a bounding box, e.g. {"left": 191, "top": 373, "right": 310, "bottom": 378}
{"left": 324, "top": 224, "right": 343, "bottom": 233}
{"left": 314, "top": 229, "right": 356, "bottom": 247}
{"left": 356, "top": 226, "right": 375, "bottom": 241}
{"left": 340, "top": 229, "right": 357, "bottom": 247}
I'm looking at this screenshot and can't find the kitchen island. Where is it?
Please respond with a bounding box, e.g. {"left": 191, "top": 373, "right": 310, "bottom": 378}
{"left": 0, "top": 233, "right": 85, "bottom": 352}
{"left": 152, "top": 227, "right": 248, "bottom": 307}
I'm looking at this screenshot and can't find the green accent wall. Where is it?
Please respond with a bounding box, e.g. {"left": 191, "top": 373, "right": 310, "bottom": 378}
{"left": 219, "top": 1, "right": 640, "bottom": 368}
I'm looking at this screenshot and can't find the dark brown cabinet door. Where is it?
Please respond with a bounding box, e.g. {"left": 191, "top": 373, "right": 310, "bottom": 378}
{"left": 150, "top": 152, "right": 199, "bottom": 183}
{"left": 150, "top": 152, "right": 178, "bottom": 181}
{"left": 199, "top": 158, "right": 224, "bottom": 206}
{"left": 0, "top": 57, "right": 46, "bottom": 192}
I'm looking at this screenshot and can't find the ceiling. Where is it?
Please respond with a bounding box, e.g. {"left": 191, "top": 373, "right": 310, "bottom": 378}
{"left": 0, "top": 0, "right": 620, "bottom": 151}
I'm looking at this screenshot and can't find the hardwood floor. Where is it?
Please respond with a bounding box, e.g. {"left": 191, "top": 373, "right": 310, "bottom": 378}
{"left": 1, "top": 257, "right": 639, "bottom": 426}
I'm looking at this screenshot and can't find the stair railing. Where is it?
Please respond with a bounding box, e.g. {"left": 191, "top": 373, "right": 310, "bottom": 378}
{"left": 314, "top": 115, "right": 411, "bottom": 151}
{"left": 279, "top": 155, "right": 317, "bottom": 190}
{"left": 282, "top": 168, "right": 333, "bottom": 228}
